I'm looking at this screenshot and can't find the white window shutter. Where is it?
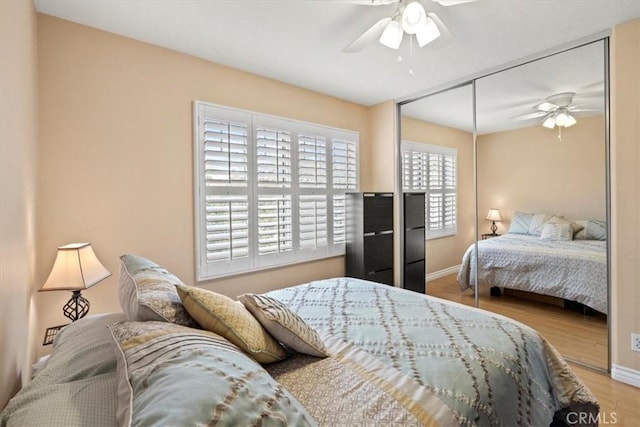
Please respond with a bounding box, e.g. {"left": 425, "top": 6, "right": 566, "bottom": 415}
{"left": 205, "top": 195, "right": 249, "bottom": 262}
{"left": 256, "top": 127, "right": 292, "bottom": 188}
{"left": 401, "top": 141, "right": 457, "bottom": 240}
{"left": 257, "top": 195, "right": 293, "bottom": 255}
{"left": 332, "top": 138, "right": 357, "bottom": 190}
{"left": 299, "top": 195, "right": 328, "bottom": 250}
{"left": 299, "top": 134, "right": 327, "bottom": 188}
{"left": 195, "top": 101, "right": 359, "bottom": 279}
{"left": 203, "top": 118, "right": 249, "bottom": 187}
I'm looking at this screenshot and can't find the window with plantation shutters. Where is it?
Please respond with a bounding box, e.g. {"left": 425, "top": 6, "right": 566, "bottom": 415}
{"left": 402, "top": 141, "right": 457, "bottom": 239}
{"left": 194, "top": 101, "right": 359, "bottom": 280}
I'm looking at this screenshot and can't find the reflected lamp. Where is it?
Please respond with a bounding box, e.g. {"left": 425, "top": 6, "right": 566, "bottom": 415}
{"left": 485, "top": 209, "right": 502, "bottom": 235}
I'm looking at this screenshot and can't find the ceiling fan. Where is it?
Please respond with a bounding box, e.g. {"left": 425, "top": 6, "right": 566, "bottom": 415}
{"left": 343, "top": 0, "right": 476, "bottom": 53}
{"left": 514, "top": 92, "right": 602, "bottom": 128}
{"left": 513, "top": 92, "right": 602, "bottom": 140}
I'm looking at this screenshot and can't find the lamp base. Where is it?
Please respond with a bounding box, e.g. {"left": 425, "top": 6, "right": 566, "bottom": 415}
{"left": 490, "top": 221, "right": 498, "bottom": 234}
{"left": 63, "top": 290, "right": 90, "bottom": 322}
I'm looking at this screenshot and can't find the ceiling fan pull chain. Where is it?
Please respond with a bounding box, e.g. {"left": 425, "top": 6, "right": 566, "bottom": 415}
{"left": 409, "top": 36, "right": 414, "bottom": 76}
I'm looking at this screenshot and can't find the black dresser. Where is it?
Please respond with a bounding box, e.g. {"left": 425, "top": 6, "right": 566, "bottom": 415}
{"left": 403, "top": 192, "right": 426, "bottom": 293}
{"left": 345, "top": 192, "right": 394, "bottom": 286}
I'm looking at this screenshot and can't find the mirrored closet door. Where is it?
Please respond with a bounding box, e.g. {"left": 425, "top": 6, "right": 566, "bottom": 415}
{"left": 474, "top": 40, "right": 608, "bottom": 370}
{"left": 398, "top": 39, "right": 609, "bottom": 371}
{"left": 399, "top": 83, "right": 477, "bottom": 304}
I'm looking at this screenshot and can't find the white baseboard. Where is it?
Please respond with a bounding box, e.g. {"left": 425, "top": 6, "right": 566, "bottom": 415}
{"left": 426, "top": 265, "right": 461, "bottom": 282}
{"left": 611, "top": 364, "right": 640, "bottom": 388}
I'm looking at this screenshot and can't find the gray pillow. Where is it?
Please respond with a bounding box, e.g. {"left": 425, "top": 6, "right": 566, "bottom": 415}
{"left": 239, "top": 293, "right": 329, "bottom": 358}
{"left": 508, "top": 211, "right": 533, "bottom": 234}
{"left": 574, "top": 220, "right": 607, "bottom": 240}
{"left": 119, "top": 254, "right": 198, "bottom": 327}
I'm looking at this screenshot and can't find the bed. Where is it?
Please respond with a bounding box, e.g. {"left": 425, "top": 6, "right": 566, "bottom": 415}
{"left": 1, "top": 255, "right": 598, "bottom": 426}
{"left": 456, "top": 233, "right": 607, "bottom": 314}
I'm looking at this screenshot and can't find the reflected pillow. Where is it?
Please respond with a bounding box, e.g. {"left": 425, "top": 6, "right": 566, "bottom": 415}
{"left": 176, "top": 285, "right": 287, "bottom": 364}
{"left": 508, "top": 211, "right": 533, "bottom": 234}
{"left": 528, "top": 213, "right": 554, "bottom": 236}
{"left": 574, "top": 219, "right": 606, "bottom": 240}
{"left": 239, "top": 293, "right": 329, "bottom": 358}
{"left": 540, "top": 222, "right": 573, "bottom": 241}
{"left": 547, "top": 215, "right": 584, "bottom": 235}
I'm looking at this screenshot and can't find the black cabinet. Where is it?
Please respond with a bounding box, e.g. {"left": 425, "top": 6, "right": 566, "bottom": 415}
{"left": 403, "top": 193, "right": 425, "bottom": 293}
{"left": 346, "top": 192, "right": 394, "bottom": 286}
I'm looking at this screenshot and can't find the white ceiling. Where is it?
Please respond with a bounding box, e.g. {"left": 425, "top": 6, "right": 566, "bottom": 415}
{"left": 34, "top": 0, "right": 640, "bottom": 132}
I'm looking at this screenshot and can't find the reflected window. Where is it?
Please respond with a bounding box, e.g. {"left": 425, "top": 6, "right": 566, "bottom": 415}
{"left": 402, "top": 141, "right": 457, "bottom": 239}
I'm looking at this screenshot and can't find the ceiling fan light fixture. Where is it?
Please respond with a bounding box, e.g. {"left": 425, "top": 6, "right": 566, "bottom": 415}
{"left": 556, "top": 111, "right": 577, "bottom": 127}
{"left": 379, "top": 19, "right": 404, "bottom": 49}
{"left": 402, "top": 1, "right": 427, "bottom": 34}
{"left": 415, "top": 17, "right": 441, "bottom": 46}
{"left": 542, "top": 115, "right": 557, "bottom": 129}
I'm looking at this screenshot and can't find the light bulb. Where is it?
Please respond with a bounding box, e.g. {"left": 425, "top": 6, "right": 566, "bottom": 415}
{"left": 402, "top": 2, "right": 427, "bottom": 34}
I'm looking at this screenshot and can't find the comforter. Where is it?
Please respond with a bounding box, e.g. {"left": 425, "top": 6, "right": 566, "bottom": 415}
{"left": 456, "top": 234, "right": 607, "bottom": 313}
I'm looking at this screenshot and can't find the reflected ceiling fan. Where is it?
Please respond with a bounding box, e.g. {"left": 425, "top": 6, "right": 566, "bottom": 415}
{"left": 513, "top": 92, "right": 602, "bottom": 140}
{"left": 344, "top": 0, "right": 476, "bottom": 53}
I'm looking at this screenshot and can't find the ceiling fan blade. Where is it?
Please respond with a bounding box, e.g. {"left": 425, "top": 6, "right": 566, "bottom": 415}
{"left": 423, "top": 12, "right": 454, "bottom": 49}
{"left": 343, "top": 17, "right": 392, "bottom": 53}
{"left": 345, "top": 0, "right": 397, "bottom": 5}
{"left": 432, "top": 0, "right": 477, "bottom": 6}
{"left": 534, "top": 101, "right": 558, "bottom": 112}
{"left": 511, "top": 111, "right": 548, "bottom": 121}
{"left": 568, "top": 107, "right": 603, "bottom": 113}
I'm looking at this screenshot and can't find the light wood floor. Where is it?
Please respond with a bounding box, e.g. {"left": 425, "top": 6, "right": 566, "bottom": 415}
{"left": 427, "top": 274, "right": 640, "bottom": 425}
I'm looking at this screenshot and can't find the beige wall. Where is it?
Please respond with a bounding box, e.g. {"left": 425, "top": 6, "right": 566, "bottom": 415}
{"left": 611, "top": 19, "right": 640, "bottom": 375}
{"left": 367, "top": 101, "right": 397, "bottom": 193}
{"left": 477, "top": 115, "right": 607, "bottom": 231}
{"left": 401, "top": 117, "right": 476, "bottom": 274}
{"left": 35, "top": 15, "right": 372, "bottom": 357}
{"left": 0, "top": 0, "right": 39, "bottom": 410}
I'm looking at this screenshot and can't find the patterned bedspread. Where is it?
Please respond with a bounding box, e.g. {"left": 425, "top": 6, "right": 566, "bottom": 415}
{"left": 267, "top": 278, "right": 598, "bottom": 427}
{"left": 456, "top": 234, "right": 607, "bottom": 313}
{"left": 1, "top": 278, "right": 598, "bottom": 427}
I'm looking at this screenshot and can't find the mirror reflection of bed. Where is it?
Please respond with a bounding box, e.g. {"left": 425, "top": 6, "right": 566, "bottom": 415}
{"left": 399, "top": 39, "right": 608, "bottom": 370}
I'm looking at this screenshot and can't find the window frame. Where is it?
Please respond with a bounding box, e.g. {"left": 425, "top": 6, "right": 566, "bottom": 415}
{"left": 401, "top": 140, "right": 457, "bottom": 240}
{"left": 193, "top": 101, "right": 359, "bottom": 280}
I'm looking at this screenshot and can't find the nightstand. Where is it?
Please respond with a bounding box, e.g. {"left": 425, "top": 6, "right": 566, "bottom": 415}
{"left": 481, "top": 233, "right": 501, "bottom": 240}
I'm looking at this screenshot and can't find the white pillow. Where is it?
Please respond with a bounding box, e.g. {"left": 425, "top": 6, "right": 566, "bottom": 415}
{"left": 528, "top": 213, "right": 554, "bottom": 236}
{"left": 540, "top": 222, "right": 573, "bottom": 241}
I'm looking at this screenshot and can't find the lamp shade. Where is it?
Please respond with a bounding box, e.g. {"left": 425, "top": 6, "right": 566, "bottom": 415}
{"left": 415, "top": 16, "right": 440, "bottom": 47}
{"left": 379, "top": 19, "right": 404, "bottom": 49}
{"left": 39, "top": 243, "right": 111, "bottom": 291}
{"left": 485, "top": 209, "right": 502, "bottom": 222}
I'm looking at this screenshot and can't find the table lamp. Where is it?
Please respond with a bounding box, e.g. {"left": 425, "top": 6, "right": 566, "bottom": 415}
{"left": 485, "top": 209, "right": 502, "bottom": 235}
{"left": 39, "top": 243, "right": 111, "bottom": 322}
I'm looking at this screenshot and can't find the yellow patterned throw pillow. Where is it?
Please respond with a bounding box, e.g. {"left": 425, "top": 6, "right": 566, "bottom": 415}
{"left": 239, "top": 293, "right": 329, "bottom": 358}
{"left": 175, "top": 285, "right": 286, "bottom": 364}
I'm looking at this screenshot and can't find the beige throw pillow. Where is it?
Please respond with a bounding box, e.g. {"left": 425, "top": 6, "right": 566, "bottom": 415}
{"left": 540, "top": 222, "right": 573, "bottom": 241}
{"left": 176, "top": 285, "right": 286, "bottom": 364}
{"left": 238, "top": 294, "right": 329, "bottom": 358}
